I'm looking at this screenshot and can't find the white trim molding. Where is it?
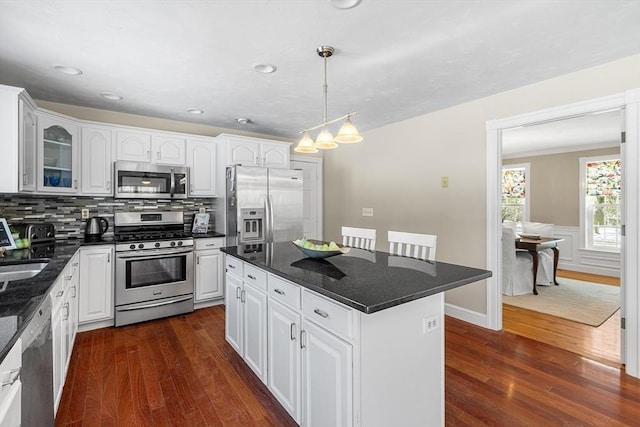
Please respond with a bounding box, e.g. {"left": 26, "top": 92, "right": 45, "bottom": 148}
{"left": 486, "top": 89, "right": 640, "bottom": 379}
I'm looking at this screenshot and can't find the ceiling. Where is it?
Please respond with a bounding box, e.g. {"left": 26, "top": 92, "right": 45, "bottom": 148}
{"left": 1, "top": 0, "right": 639, "bottom": 143}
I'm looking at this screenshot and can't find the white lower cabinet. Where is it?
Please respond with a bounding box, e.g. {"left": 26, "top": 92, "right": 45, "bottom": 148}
{"left": 0, "top": 338, "right": 21, "bottom": 427}
{"left": 194, "top": 238, "right": 224, "bottom": 302}
{"left": 51, "top": 250, "right": 80, "bottom": 414}
{"left": 301, "top": 319, "right": 352, "bottom": 427}
{"left": 224, "top": 256, "right": 268, "bottom": 382}
{"left": 78, "top": 245, "right": 114, "bottom": 323}
{"left": 267, "top": 298, "right": 301, "bottom": 423}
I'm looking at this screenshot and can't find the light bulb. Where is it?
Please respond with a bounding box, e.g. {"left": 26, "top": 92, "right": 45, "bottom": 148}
{"left": 335, "top": 116, "right": 363, "bottom": 143}
{"left": 315, "top": 127, "right": 338, "bottom": 149}
{"left": 294, "top": 132, "right": 318, "bottom": 153}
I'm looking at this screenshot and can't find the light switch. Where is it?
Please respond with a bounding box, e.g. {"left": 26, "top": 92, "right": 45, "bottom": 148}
{"left": 81, "top": 209, "right": 89, "bottom": 219}
{"left": 441, "top": 176, "right": 449, "bottom": 188}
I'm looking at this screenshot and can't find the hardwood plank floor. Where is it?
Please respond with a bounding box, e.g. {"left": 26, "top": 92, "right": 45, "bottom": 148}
{"left": 57, "top": 304, "right": 640, "bottom": 426}
{"left": 503, "top": 269, "right": 622, "bottom": 367}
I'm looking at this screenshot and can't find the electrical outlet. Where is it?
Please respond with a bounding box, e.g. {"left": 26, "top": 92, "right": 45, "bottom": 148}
{"left": 199, "top": 207, "right": 206, "bottom": 213}
{"left": 441, "top": 176, "right": 449, "bottom": 188}
{"left": 81, "top": 208, "right": 89, "bottom": 219}
{"left": 423, "top": 315, "right": 438, "bottom": 334}
{"left": 362, "top": 207, "right": 374, "bottom": 217}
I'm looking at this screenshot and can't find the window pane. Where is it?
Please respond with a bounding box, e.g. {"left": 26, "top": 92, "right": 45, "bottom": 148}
{"left": 502, "top": 168, "right": 526, "bottom": 223}
{"left": 584, "top": 158, "right": 621, "bottom": 250}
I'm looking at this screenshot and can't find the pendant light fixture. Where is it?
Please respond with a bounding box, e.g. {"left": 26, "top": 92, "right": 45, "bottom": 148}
{"left": 294, "top": 46, "right": 363, "bottom": 153}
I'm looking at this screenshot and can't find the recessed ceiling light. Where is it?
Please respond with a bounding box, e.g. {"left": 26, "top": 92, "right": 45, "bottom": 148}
{"left": 254, "top": 64, "right": 277, "bottom": 74}
{"left": 236, "top": 118, "right": 251, "bottom": 125}
{"left": 100, "top": 92, "right": 124, "bottom": 101}
{"left": 53, "top": 65, "right": 83, "bottom": 75}
{"left": 331, "top": 0, "right": 362, "bottom": 9}
{"left": 187, "top": 108, "right": 204, "bottom": 115}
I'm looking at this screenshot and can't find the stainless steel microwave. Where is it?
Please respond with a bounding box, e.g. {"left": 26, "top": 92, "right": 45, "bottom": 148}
{"left": 114, "top": 161, "right": 189, "bottom": 199}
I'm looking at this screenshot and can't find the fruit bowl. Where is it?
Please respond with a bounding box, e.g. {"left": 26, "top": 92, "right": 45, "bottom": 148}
{"left": 292, "top": 239, "right": 350, "bottom": 259}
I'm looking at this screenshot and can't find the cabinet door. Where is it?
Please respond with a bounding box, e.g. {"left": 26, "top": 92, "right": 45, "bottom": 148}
{"left": 19, "top": 98, "right": 37, "bottom": 192}
{"left": 268, "top": 299, "right": 301, "bottom": 422}
{"left": 38, "top": 114, "right": 79, "bottom": 193}
{"left": 153, "top": 135, "right": 186, "bottom": 165}
{"left": 228, "top": 140, "right": 260, "bottom": 166}
{"left": 261, "top": 142, "right": 290, "bottom": 169}
{"left": 52, "top": 304, "right": 64, "bottom": 413}
{"left": 68, "top": 254, "right": 80, "bottom": 349}
{"left": 116, "top": 131, "right": 152, "bottom": 162}
{"left": 302, "top": 320, "right": 353, "bottom": 427}
{"left": 225, "top": 273, "right": 243, "bottom": 354}
{"left": 0, "top": 339, "right": 21, "bottom": 427}
{"left": 195, "top": 250, "right": 223, "bottom": 301}
{"left": 78, "top": 246, "right": 114, "bottom": 323}
{"left": 242, "top": 283, "right": 268, "bottom": 382}
{"left": 81, "top": 126, "right": 113, "bottom": 195}
{"left": 187, "top": 138, "right": 217, "bottom": 196}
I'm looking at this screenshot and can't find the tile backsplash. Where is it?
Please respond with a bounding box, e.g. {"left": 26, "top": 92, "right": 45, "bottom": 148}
{"left": 0, "top": 194, "right": 219, "bottom": 239}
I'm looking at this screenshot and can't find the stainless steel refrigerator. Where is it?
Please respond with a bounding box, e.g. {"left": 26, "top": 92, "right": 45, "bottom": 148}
{"left": 225, "top": 165, "right": 303, "bottom": 246}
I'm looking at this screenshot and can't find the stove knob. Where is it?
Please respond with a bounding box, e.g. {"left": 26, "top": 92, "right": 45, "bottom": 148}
{"left": 129, "top": 244, "right": 136, "bottom": 250}
{"left": 177, "top": 241, "right": 183, "bottom": 246}
{"left": 155, "top": 242, "right": 161, "bottom": 248}
{"left": 138, "top": 243, "right": 145, "bottom": 249}
{"left": 170, "top": 241, "right": 176, "bottom": 247}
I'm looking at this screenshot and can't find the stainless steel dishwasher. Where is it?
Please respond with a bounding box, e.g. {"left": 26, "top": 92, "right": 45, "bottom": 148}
{"left": 21, "top": 294, "right": 54, "bottom": 426}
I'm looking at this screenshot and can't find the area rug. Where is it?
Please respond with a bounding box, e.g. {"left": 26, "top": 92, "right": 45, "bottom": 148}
{"left": 503, "top": 278, "right": 620, "bottom": 327}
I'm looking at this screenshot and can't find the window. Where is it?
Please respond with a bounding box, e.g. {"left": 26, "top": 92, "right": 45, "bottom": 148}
{"left": 581, "top": 155, "right": 621, "bottom": 251}
{"left": 501, "top": 163, "right": 530, "bottom": 226}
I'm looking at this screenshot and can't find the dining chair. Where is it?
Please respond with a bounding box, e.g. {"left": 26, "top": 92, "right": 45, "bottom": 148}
{"left": 521, "top": 221, "right": 555, "bottom": 285}
{"left": 341, "top": 226, "right": 377, "bottom": 250}
{"left": 387, "top": 230, "right": 437, "bottom": 261}
{"left": 502, "top": 226, "right": 534, "bottom": 295}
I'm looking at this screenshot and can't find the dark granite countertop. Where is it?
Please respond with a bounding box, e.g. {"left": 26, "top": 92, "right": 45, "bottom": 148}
{"left": 222, "top": 242, "right": 492, "bottom": 314}
{"left": 0, "top": 238, "right": 114, "bottom": 363}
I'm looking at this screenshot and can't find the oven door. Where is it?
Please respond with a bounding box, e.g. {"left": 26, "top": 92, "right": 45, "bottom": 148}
{"left": 115, "top": 247, "right": 194, "bottom": 306}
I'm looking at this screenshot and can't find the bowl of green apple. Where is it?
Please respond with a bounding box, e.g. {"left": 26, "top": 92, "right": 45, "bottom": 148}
{"left": 292, "top": 238, "right": 350, "bottom": 259}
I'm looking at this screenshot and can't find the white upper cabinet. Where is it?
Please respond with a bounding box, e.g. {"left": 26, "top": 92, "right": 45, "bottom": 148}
{"left": 0, "top": 84, "right": 37, "bottom": 193}
{"left": 218, "top": 134, "right": 291, "bottom": 169}
{"left": 37, "top": 112, "right": 79, "bottom": 194}
{"left": 81, "top": 126, "right": 113, "bottom": 195}
{"left": 187, "top": 138, "right": 218, "bottom": 197}
{"left": 116, "top": 130, "right": 186, "bottom": 165}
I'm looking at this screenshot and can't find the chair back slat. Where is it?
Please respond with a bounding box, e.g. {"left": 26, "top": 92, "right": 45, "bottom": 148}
{"left": 341, "top": 226, "right": 376, "bottom": 250}
{"left": 388, "top": 230, "right": 437, "bottom": 261}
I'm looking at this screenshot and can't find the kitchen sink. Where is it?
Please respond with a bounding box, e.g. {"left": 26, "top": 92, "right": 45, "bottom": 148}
{"left": 0, "top": 262, "right": 49, "bottom": 282}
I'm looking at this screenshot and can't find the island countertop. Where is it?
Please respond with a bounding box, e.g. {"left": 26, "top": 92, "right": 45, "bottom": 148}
{"left": 222, "top": 242, "right": 492, "bottom": 314}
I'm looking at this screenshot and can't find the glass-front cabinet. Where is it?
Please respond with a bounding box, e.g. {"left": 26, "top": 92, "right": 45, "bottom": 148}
{"left": 37, "top": 114, "right": 79, "bottom": 193}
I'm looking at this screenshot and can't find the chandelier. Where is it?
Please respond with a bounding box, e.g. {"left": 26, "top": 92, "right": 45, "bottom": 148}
{"left": 294, "top": 46, "right": 363, "bottom": 154}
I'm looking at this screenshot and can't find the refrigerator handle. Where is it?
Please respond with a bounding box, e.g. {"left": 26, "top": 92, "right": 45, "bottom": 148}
{"left": 265, "top": 196, "right": 273, "bottom": 242}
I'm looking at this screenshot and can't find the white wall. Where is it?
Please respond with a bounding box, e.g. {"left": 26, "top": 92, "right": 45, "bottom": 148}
{"left": 323, "top": 54, "right": 640, "bottom": 315}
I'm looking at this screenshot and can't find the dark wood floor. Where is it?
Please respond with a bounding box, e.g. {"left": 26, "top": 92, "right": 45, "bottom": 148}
{"left": 56, "top": 305, "right": 640, "bottom": 426}
{"left": 504, "top": 269, "right": 621, "bottom": 367}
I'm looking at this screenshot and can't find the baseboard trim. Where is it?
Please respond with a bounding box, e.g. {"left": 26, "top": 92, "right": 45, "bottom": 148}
{"left": 445, "top": 303, "right": 487, "bottom": 328}
{"left": 78, "top": 318, "right": 114, "bottom": 332}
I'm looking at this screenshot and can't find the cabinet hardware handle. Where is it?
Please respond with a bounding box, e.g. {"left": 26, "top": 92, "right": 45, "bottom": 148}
{"left": 1, "top": 367, "right": 20, "bottom": 386}
{"left": 157, "top": 151, "right": 161, "bottom": 160}
{"left": 107, "top": 253, "right": 110, "bottom": 263}
{"left": 228, "top": 264, "right": 236, "bottom": 269}
{"left": 274, "top": 289, "right": 285, "bottom": 295}
{"left": 247, "top": 274, "right": 256, "bottom": 280}
{"left": 147, "top": 150, "right": 151, "bottom": 159}
{"left": 74, "top": 179, "right": 78, "bottom": 189}
{"left": 197, "top": 256, "right": 200, "bottom": 265}
{"left": 240, "top": 289, "right": 246, "bottom": 303}
{"left": 63, "top": 302, "right": 70, "bottom": 321}
{"left": 23, "top": 173, "right": 27, "bottom": 185}
{"left": 107, "top": 180, "right": 111, "bottom": 191}
{"left": 236, "top": 287, "right": 241, "bottom": 299}
{"left": 190, "top": 184, "right": 194, "bottom": 192}
{"left": 65, "top": 275, "right": 72, "bottom": 281}
{"left": 57, "top": 290, "right": 64, "bottom": 297}
{"left": 300, "top": 330, "right": 306, "bottom": 349}
{"left": 205, "top": 243, "right": 216, "bottom": 247}
{"left": 73, "top": 262, "right": 79, "bottom": 267}
{"left": 71, "top": 285, "right": 77, "bottom": 298}
{"left": 313, "top": 308, "right": 329, "bottom": 318}
{"left": 290, "top": 323, "right": 297, "bottom": 341}
{"left": 255, "top": 156, "right": 259, "bottom": 165}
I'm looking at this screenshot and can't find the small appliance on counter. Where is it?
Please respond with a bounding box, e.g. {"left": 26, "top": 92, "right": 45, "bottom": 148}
{"left": 13, "top": 223, "right": 56, "bottom": 245}
{"left": 84, "top": 217, "right": 109, "bottom": 242}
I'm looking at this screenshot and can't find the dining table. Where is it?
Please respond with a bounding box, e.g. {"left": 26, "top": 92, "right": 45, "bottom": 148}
{"left": 515, "top": 236, "right": 564, "bottom": 295}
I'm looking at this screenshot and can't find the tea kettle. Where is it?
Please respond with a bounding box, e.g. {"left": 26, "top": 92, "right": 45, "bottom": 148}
{"left": 85, "top": 217, "right": 109, "bottom": 241}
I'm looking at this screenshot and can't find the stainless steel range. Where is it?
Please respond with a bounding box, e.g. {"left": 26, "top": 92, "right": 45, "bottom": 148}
{"left": 114, "top": 211, "right": 194, "bottom": 327}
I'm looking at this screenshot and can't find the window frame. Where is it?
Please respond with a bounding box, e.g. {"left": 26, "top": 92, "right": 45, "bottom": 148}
{"left": 579, "top": 154, "right": 621, "bottom": 252}
{"left": 501, "top": 162, "right": 530, "bottom": 227}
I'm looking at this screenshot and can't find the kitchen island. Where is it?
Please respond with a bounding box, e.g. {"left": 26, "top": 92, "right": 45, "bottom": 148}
{"left": 222, "top": 242, "right": 491, "bottom": 427}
